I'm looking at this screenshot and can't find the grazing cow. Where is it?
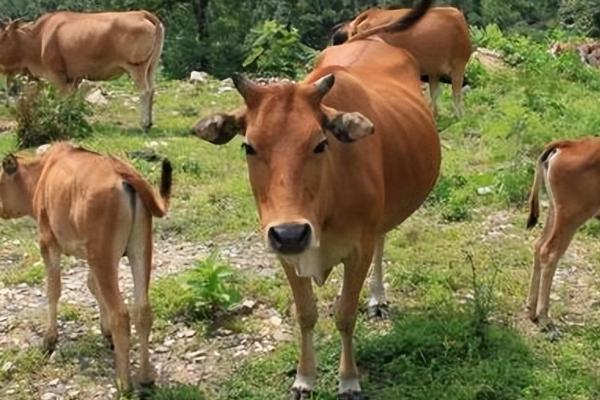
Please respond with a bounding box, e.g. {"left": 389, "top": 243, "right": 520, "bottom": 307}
{"left": 0, "top": 142, "right": 172, "bottom": 392}
{"left": 332, "top": 6, "right": 472, "bottom": 117}
{"left": 0, "top": 11, "right": 164, "bottom": 131}
{"left": 526, "top": 137, "right": 600, "bottom": 333}
{"left": 193, "top": 1, "right": 439, "bottom": 397}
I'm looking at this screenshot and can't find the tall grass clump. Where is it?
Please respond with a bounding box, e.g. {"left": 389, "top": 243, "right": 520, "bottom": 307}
{"left": 12, "top": 82, "right": 92, "bottom": 149}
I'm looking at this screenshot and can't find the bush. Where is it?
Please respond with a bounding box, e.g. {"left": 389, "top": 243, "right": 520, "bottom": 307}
{"left": 151, "top": 255, "right": 241, "bottom": 322}
{"left": 12, "top": 82, "right": 92, "bottom": 149}
{"left": 243, "top": 20, "right": 316, "bottom": 79}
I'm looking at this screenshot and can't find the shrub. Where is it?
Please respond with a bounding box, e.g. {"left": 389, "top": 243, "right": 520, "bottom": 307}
{"left": 12, "top": 82, "right": 92, "bottom": 149}
{"left": 187, "top": 255, "right": 242, "bottom": 318}
{"left": 243, "top": 20, "right": 317, "bottom": 79}
{"left": 151, "top": 255, "right": 241, "bottom": 322}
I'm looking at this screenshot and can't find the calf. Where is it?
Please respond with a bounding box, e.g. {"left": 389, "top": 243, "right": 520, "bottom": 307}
{"left": 0, "top": 11, "right": 164, "bottom": 131}
{"left": 332, "top": 6, "right": 472, "bottom": 117}
{"left": 193, "top": 1, "right": 439, "bottom": 397}
{"left": 0, "top": 142, "right": 172, "bottom": 392}
{"left": 527, "top": 137, "right": 600, "bottom": 331}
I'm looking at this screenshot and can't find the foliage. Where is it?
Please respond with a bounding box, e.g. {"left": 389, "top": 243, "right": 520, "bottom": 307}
{"left": 559, "top": 0, "right": 600, "bottom": 36}
{"left": 12, "top": 81, "right": 91, "bottom": 149}
{"left": 151, "top": 255, "right": 241, "bottom": 322}
{"left": 243, "top": 20, "right": 316, "bottom": 79}
{"left": 187, "top": 255, "right": 242, "bottom": 316}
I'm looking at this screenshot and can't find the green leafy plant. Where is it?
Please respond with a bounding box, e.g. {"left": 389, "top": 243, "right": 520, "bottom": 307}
{"left": 243, "top": 20, "right": 316, "bottom": 79}
{"left": 12, "top": 81, "right": 91, "bottom": 149}
{"left": 187, "top": 255, "right": 242, "bottom": 317}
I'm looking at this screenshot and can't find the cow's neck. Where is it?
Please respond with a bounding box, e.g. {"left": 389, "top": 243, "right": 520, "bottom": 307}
{"left": 15, "top": 28, "right": 42, "bottom": 70}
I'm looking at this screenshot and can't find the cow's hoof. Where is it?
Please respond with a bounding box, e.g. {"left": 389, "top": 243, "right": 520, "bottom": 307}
{"left": 367, "top": 303, "right": 390, "bottom": 320}
{"left": 42, "top": 335, "right": 58, "bottom": 355}
{"left": 291, "top": 387, "right": 312, "bottom": 399}
{"left": 102, "top": 332, "right": 114, "bottom": 350}
{"left": 338, "top": 390, "right": 366, "bottom": 400}
{"left": 541, "top": 321, "right": 562, "bottom": 342}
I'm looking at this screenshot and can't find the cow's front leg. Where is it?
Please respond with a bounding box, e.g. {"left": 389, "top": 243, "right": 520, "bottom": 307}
{"left": 40, "top": 242, "right": 61, "bottom": 353}
{"left": 337, "top": 242, "right": 374, "bottom": 399}
{"left": 282, "top": 262, "right": 318, "bottom": 399}
{"left": 367, "top": 235, "right": 389, "bottom": 319}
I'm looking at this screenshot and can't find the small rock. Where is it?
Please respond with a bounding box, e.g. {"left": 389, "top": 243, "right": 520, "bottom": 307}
{"left": 269, "top": 316, "right": 282, "bottom": 327}
{"left": 273, "top": 330, "right": 294, "bottom": 342}
{"left": 155, "top": 345, "right": 169, "bottom": 353}
{"left": 2, "top": 361, "right": 14, "bottom": 373}
{"left": 48, "top": 378, "right": 60, "bottom": 386}
{"left": 85, "top": 88, "right": 108, "bottom": 106}
{"left": 190, "top": 71, "right": 210, "bottom": 83}
{"left": 41, "top": 393, "right": 58, "bottom": 400}
{"left": 477, "top": 186, "right": 494, "bottom": 196}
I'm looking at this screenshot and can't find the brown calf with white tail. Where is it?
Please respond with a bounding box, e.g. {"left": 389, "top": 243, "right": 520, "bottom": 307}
{"left": 0, "top": 142, "right": 172, "bottom": 392}
{"left": 527, "top": 137, "right": 600, "bottom": 329}
{"left": 0, "top": 11, "right": 164, "bottom": 131}
{"left": 193, "top": 1, "right": 439, "bottom": 397}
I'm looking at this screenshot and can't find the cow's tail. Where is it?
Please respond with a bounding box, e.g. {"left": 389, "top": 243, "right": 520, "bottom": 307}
{"left": 141, "top": 10, "right": 165, "bottom": 88}
{"left": 527, "top": 143, "right": 561, "bottom": 229}
{"left": 349, "top": 0, "right": 432, "bottom": 42}
{"left": 115, "top": 157, "right": 173, "bottom": 218}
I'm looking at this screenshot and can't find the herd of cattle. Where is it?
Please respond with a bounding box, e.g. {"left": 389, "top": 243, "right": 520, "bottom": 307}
{"left": 0, "top": 0, "right": 598, "bottom": 398}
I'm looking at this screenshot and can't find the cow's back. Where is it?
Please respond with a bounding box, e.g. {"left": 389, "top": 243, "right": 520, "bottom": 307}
{"left": 34, "top": 11, "right": 159, "bottom": 81}
{"left": 306, "top": 40, "right": 440, "bottom": 233}
{"left": 33, "top": 144, "right": 133, "bottom": 256}
{"left": 358, "top": 8, "right": 471, "bottom": 77}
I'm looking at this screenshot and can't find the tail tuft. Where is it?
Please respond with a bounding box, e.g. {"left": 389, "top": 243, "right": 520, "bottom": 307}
{"left": 526, "top": 213, "right": 538, "bottom": 230}
{"left": 160, "top": 158, "right": 172, "bottom": 200}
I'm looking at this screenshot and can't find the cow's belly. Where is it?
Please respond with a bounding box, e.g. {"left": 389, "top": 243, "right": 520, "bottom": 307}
{"left": 67, "top": 64, "right": 127, "bottom": 82}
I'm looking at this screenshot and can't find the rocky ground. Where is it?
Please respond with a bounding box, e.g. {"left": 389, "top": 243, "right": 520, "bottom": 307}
{"left": 0, "top": 232, "right": 295, "bottom": 400}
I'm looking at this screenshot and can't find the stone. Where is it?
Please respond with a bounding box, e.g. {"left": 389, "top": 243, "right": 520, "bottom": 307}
{"left": 190, "top": 71, "right": 210, "bottom": 83}
{"left": 85, "top": 88, "right": 108, "bottom": 106}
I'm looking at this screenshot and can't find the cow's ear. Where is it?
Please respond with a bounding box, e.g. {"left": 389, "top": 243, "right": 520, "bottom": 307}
{"left": 322, "top": 106, "right": 374, "bottom": 143}
{"left": 2, "top": 154, "right": 18, "bottom": 175}
{"left": 193, "top": 107, "right": 247, "bottom": 145}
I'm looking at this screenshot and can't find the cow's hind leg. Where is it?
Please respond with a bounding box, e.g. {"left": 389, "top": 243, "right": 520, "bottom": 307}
{"left": 87, "top": 272, "right": 113, "bottom": 348}
{"left": 128, "top": 65, "right": 154, "bottom": 132}
{"left": 527, "top": 205, "right": 554, "bottom": 321}
{"left": 40, "top": 243, "right": 61, "bottom": 353}
{"left": 367, "top": 235, "right": 388, "bottom": 319}
{"left": 428, "top": 76, "right": 441, "bottom": 118}
{"left": 126, "top": 204, "right": 155, "bottom": 386}
{"left": 535, "top": 214, "right": 587, "bottom": 330}
{"left": 337, "top": 240, "right": 375, "bottom": 399}
{"left": 451, "top": 67, "right": 466, "bottom": 118}
{"left": 282, "top": 262, "right": 318, "bottom": 399}
{"left": 91, "top": 259, "right": 132, "bottom": 393}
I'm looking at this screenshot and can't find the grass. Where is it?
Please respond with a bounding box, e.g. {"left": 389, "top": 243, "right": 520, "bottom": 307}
{"left": 2, "top": 28, "right": 600, "bottom": 399}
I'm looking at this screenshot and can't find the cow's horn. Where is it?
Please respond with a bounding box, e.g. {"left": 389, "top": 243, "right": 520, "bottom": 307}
{"left": 231, "top": 73, "right": 263, "bottom": 107}
{"left": 314, "top": 74, "right": 335, "bottom": 97}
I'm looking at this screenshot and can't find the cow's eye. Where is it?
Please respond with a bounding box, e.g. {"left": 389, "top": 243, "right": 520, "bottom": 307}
{"left": 314, "top": 139, "right": 328, "bottom": 154}
{"left": 241, "top": 142, "right": 256, "bottom": 156}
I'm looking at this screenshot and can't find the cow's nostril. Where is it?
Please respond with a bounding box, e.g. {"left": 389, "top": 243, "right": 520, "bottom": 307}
{"left": 268, "top": 223, "right": 312, "bottom": 255}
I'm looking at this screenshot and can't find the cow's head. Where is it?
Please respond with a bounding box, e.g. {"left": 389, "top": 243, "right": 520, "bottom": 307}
{"left": 193, "top": 74, "right": 374, "bottom": 263}
{"left": 0, "top": 154, "right": 32, "bottom": 219}
{"left": 0, "top": 20, "right": 24, "bottom": 68}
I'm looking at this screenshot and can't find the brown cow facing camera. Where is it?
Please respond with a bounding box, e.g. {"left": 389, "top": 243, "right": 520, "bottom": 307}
{"left": 194, "top": 1, "right": 439, "bottom": 397}
{"left": 0, "top": 11, "right": 164, "bottom": 131}
{"left": 0, "top": 142, "right": 172, "bottom": 392}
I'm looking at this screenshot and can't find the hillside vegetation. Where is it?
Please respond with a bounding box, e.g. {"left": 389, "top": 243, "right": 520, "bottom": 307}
{"left": 1, "top": 26, "right": 600, "bottom": 400}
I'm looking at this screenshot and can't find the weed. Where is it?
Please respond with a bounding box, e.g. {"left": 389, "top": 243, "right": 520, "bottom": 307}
{"left": 12, "top": 82, "right": 91, "bottom": 149}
